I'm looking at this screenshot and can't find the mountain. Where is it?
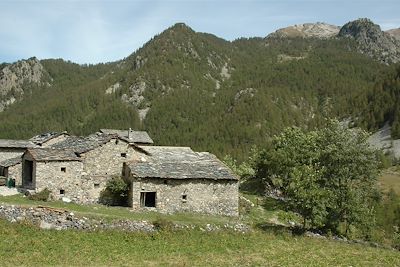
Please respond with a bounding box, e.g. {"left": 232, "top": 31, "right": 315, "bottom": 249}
{"left": 267, "top": 22, "right": 340, "bottom": 39}
{"left": 0, "top": 57, "right": 49, "bottom": 111}
{"left": 0, "top": 19, "right": 397, "bottom": 160}
{"left": 338, "top": 18, "right": 400, "bottom": 64}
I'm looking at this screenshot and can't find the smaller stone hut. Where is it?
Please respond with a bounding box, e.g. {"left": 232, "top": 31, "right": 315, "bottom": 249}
{"left": 22, "top": 148, "right": 84, "bottom": 201}
{"left": 123, "top": 146, "right": 239, "bottom": 216}
{"left": 0, "top": 156, "right": 22, "bottom": 186}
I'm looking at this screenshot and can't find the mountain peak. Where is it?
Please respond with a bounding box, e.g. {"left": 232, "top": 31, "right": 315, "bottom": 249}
{"left": 267, "top": 22, "right": 340, "bottom": 39}
{"left": 338, "top": 18, "right": 381, "bottom": 38}
{"left": 338, "top": 18, "right": 400, "bottom": 64}
{"left": 166, "top": 22, "right": 195, "bottom": 34}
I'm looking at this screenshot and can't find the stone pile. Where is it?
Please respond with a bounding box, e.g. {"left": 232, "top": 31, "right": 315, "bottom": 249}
{"left": 0, "top": 205, "right": 155, "bottom": 232}
{"left": 0, "top": 204, "right": 251, "bottom": 233}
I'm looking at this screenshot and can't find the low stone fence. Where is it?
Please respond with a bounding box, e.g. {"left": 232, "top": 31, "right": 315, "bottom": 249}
{"left": 0, "top": 205, "right": 155, "bottom": 232}
{"left": 0, "top": 204, "right": 251, "bottom": 233}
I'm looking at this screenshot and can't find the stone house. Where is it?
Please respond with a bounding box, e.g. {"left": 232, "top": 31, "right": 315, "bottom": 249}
{"left": 22, "top": 133, "right": 147, "bottom": 202}
{"left": 11, "top": 129, "right": 239, "bottom": 216}
{"left": 123, "top": 146, "right": 239, "bottom": 216}
{"left": 22, "top": 148, "right": 83, "bottom": 200}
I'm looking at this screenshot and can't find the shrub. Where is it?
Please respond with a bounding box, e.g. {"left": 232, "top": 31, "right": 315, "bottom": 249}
{"left": 99, "top": 176, "right": 129, "bottom": 206}
{"left": 28, "top": 188, "right": 51, "bottom": 201}
{"left": 153, "top": 217, "right": 175, "bottom": 231}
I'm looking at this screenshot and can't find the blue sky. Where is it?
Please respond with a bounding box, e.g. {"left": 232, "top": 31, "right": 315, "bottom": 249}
{"left": 1, "top": 0, "right": 399, "bottom": 64}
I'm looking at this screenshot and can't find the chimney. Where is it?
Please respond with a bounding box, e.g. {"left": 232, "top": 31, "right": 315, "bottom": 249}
{"left": 128, "top": 128, "right": 132, "bottom": 140}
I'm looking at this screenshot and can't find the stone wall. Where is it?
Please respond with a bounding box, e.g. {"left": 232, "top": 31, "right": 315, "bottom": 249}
{"left": 0, "top": 148, "right": 25, "bottom": 162}
{"left": 34, "top": 161, "right": 85, "bottom": 202}
{"left": 76, "top": 139, "right": 143, "bottom": 202}
{"left": 81, "top": 139, "right": 141, "bottom": 177}
{"left": 129, "top": 178, "right": 239, "bottom": 217}
{"left": 6, "top": 163, "right": 22, "bottom": 186}
{"left": 0, "top": 204, "right": 250, "bottom": 232}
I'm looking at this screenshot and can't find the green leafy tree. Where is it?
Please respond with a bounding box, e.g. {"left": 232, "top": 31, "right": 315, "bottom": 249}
{"left": 255, "top": 120, "right": 380, "bottom": 235}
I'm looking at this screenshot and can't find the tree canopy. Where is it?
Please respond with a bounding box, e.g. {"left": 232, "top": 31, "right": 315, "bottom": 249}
{"left": 255, "top": 120, "right": 380, "bottom": 235}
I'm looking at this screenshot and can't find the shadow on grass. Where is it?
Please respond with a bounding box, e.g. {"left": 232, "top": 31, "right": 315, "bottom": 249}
{"left": 262, "top": 197, "right": 286, "bottom": 212}
{"left": 239, "top": 178, "right": 264, "bottom": 196}
{"left": 255, "top": 222, "right": 306, "bottom": 236}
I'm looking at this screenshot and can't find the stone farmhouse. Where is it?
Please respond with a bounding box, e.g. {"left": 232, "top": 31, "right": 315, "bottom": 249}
{"left": 0, "top": 129, "right": 239, "bottom": 216}
{"left": 123, "top": 146, "right": 239, "bottom": 216}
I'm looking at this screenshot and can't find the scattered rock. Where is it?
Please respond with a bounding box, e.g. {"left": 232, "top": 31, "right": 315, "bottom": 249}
{"left": 62, "top": 197, "right": 72, "bottom": 203}
{"left": 40, "top": 220, "right": 54, "bottom": 230}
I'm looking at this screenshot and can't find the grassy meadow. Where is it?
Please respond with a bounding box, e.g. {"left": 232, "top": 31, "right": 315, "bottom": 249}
{"left": 0, "top": 193, "right": 400, "bottom": 266}
{"left": 0, "top": 218, "right": 399, "bottom": 267}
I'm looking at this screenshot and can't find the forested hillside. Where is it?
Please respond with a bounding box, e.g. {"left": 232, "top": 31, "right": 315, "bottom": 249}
{"left": 357, "top": 66, "right": 400, "bottom": 137}
{"left": 0, "top": 20, "right": 398, "bottom": 160}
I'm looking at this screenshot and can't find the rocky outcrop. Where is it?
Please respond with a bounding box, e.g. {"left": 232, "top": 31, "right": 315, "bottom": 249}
{"left": 338, "top": 18, "right": 400, "bottom": 64}
{"left": 267, "top": 22, "right": 340, "bottom": 39}
{"left": 122, "top": 80, "right": 147, "bottom": 107}
{"left": 0, "top": 57, "right": 47, "bottom": 111}
{"left": 367, "top": 123, "right": 400, "bottom": 159}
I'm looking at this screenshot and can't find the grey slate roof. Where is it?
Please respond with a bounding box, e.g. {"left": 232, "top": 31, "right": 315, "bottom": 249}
{"left": 30, "top": 131, "right": 68, "bottom": 145}
{"left": 100, "top": 129, "right": 153, "bottom": 144}
{"left": 0, "top": 156, "right": 22, "bottom": 167}
{"left": 0, "top": 139, "right": 36, "bottom": 149}
{"left": 26, "top": 148, "right": 81, "bottom": 162}
{"left": 127, "top": 146, "right": 238, "bottom": 180}
{"left": 51, "top": 133, "right": 117, "bottom": 154}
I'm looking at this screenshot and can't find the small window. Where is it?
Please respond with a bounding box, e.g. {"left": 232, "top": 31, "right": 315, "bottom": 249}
{"left": 60, "top": 189, "right": 65, "bottom": 195}
{"left": 115, "top": 139, "right": 119, "bottom": 145}
{"left": 140, "top": 192, "right": 156, "bottom": 207}
{"left": 163, "top": 180, "right": 168, "bottom": 185}
{"left": 121, "top": 153, "right": 127, "bottom": 158}
{"left": 94, "top": 183, "right": 100, "bottom": 188}
{"left": 182, "top": 194, "right": 187, "bottom": 202}
{"left": 61, "top": 167, "right": 66, "bottom": 172}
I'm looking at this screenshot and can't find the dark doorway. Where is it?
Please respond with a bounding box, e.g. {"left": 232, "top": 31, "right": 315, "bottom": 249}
{"left": 140, "top": 192, "right": 156, "bottom": 207}
{"left": 23, "top": 160, "right": 34, "bottom": 187}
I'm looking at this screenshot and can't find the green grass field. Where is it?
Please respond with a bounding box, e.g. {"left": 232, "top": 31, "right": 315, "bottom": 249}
{"left": 0, "top": 219, "right": 399, "bottom": 267}
{"left": 0, "top": 194, "right": 399, "bottom": 266}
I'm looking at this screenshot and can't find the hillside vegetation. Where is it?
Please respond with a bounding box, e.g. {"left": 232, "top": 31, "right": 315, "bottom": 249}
{"left": 0, "top": 20, "right": 398, "bottom": 160}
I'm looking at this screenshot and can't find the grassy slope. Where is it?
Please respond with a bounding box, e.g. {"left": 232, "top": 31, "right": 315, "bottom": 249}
{"left": 0, "top": 194, "right": 399, "bottom": 266}
{"left": 379, "top": 167, "right": 400, "bottom": 194}
{"left": 0, "top": 219, "right": 399, "bottom": 266}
